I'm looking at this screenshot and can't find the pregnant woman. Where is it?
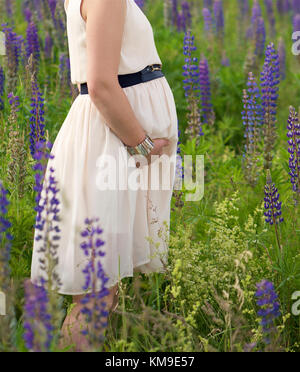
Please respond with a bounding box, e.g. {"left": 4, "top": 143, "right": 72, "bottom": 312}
{"left": 30, "top": 0, "right": 178, "bottom": 350}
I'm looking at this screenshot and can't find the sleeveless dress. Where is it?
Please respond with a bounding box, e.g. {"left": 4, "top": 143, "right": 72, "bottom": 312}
{"left": 30, "top": 0, "right": 179, "bottom": 295}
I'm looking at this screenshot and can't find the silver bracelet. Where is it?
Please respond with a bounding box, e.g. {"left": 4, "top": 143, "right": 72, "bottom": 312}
{"left": 126, "top": 134, "right": 154, "bottom": 157}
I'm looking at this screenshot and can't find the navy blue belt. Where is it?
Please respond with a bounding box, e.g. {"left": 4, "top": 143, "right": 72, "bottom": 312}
{"left": 80, "top": 64, "right": 164, "bottom": 94}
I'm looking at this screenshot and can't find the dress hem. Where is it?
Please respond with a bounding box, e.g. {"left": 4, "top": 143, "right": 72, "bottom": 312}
{"left": 47, "top": 258, "right": 166, "bottom": 296}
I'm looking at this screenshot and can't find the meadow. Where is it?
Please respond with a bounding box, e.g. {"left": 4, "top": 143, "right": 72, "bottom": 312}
{"left": 0, "top": 0, "right": 300, "bottom": 352}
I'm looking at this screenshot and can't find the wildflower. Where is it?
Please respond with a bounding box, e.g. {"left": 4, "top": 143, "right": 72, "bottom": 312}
{"left": 202, "top": 7, "right": 213, "bottom": 35}
{"left": 79, "top": 217, "right": 110, "bottom": 349}
{"left": 44, "top": 32, "right": 53, "bottom": 61}
{"left": 286, "top": 106, "right": 300, "bottom": 196}
{"left": 134, "top": 0, "right": 145, "bottom": 9}
{"left": 199, "top": 56, "right": 213, "bottom": 124}
{"left": 182, "top": 29, "right": 203, "bottom": 139}
{"left": 29, "top": 77, "right": 46, "bottom": 157}
{"left": 204, "top": 0, "right": 213, "bottom": 9}
{"left": 293, "top": 13, "right": 300, "bottom": 32}
{"left": 238, "top": 0, "right": 250, "bottom": 19}
{"left": 242, "top": 72, "right": 263, "bottom": 187}
{"left": 264, "top": 170, "right": 284, "bottom": 225}
{"left": 277, "top": 0, "right": 290, "bottom": 13}
{"left": 25, "top": 20, "right": 40, "bottom": 73}
{"left": 59, "top": 52, "right": 71, "bottom": 97}
{"left": 264, "top": 0, "right": 276, "bottom": 37}
{"left": 23, "top": 278, "right": 53, "bottom": 352}
{"left": 24, "top": 7, "right": 32, "bottom": 23}
{"left": 181, "top": 1, "right": 192, "bottom": 31}
{"left": 292, "top": 0, "right": 300, "bottom": 14}
{"left": 213, "top": 0, "right": 224, "bottom": 38}
{"left": 1, "top": 23, "right": 23, "bottom": 93}
{"left": 171, "top": 0, "right": 179, "bottom": 28}
{"left": 260, "top": 42, "right": 280, "bottom": 170}
{"left": 254, "top": 17, "right": 266, "bottom": 57}
{"left": 0, "top": 181, "right": 13, "bottom": 292}
{"left": 255, "top": 280, "right": 281, "bottom": 344}
{"left": 32, "top": 140, "right": 62, "bottom": 291}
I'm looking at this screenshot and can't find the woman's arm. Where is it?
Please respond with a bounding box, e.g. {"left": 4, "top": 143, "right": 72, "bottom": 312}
{"left": 83, "top": 0, "right": 147, "bottom": 147}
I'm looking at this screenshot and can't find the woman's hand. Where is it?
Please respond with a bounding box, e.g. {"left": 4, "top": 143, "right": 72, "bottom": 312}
{"left": 135, "top": 138, "right": 170, "bottom": 168}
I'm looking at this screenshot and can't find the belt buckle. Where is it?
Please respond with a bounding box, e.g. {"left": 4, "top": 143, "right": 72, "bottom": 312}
{"left": 148, "top": 64, "right": 162, "bottom": 72}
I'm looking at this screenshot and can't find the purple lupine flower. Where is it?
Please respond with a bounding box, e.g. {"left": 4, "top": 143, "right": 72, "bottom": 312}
{"left": 238, "top": 0, "right": 250, "bottom": 18}
{"left": 293, "top": 13, "right": 300, "bottom": 31}
{"left": 44, "top": 32, "right": 53, "bottom": 60}
{"left": 292, "top": 0, "right": 300, "bottom": 13}
{"left": 241, "top": 72, "right": 263, "bottom": 187}
{"left": 25, "top": 20, "right": 40, "bottom": 71}
{"left": 7, "top": 92, "right": 20, "bottom": 110}
{"left": 32, "top": 140, "right": 62, "bottom": 291}
{"left": 287, "top": 106, "right": 300, "bottom": 195}
{"left": 181, "top": 1, "right": 192, "bottom": 30}
{"left": 247, "top": 0, "right": 262, "bottom": 39}
{"left": 260, "top": 43, "right": 280, "bottom": 169}
{"left": 29, "top": 78, "right": 45, "bottom": 157}
{"left": 199, "top": 56, "right": 213, "bottom": 123}
{"left": 135, "top": 0, "right": 145, "bottom": 9}
{"left": 48, "top": 0, "right": 57, "bottom": 18}
{"left": 278, "top": 37, "right": 286, "bottom": 80}
{"left": 284, "top": 0, "right": 291, "bottom": 12}
{"left": 255, "top": 280, "right": 281, "bottom": 344}
{"left": 254, "top": 17, "right": 266, "bottom": 57}
{"left": 277, "top": 0, "right": 291, "bottom": 13}
{"left": 59, "top": 52, "right": 72, "bottom": 96}
{"left": 0, "top": 180, "right": 13, "bottom": 292}
{"left": 213, "top": 0, "right": 224, "bottom": 37}
{"left": 182, "top": 30, "right": 200, "bottom": 98}
{"left": 177, "top": 12, "right": 186, "bottom": 32}
{"left": 264, "top": 171, "right": 284, "bottom": 225}
{"left": 0, "top": 66, "right": 5, "bottom": 111}
{"left": 24, "top": 7, "right": 32, "bottom": 23}
{"left": 204, "top": 0, "right": 213, "bottom": 9}
{"left": 202, "top": 7, "right": 213, "bottom": 34}
{"left": 252, "top": 0, "right": 262, "bottom": 21}
{"left": 171, "top": 0, "right": 179, "bottom": 28}
{"left": 182, "top": 29, "right": 204, "bottom": 138}
{"left": 1, "top": 24, "right": 23, "bottom": 91}
{"left": 79, "top": 217, "right": 110, "bottom": 348}
{"left": 5, "top": 0, "right": 14, "bottom": 20}
{"left": 221, "top": 51, "right": 230, "bottom": 66}
{"left": 32, "top": 0, "right": 43, "bottom": 21}
{"left": 264, "top": 0, "right": 276, "bottom": 36}
{"left": 23, "top": 278, "right": 53, "bottom": 352}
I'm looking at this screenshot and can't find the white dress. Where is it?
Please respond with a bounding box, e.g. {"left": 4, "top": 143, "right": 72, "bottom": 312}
{"left": 30, "top": 0, "right": 179, "bottom": 295}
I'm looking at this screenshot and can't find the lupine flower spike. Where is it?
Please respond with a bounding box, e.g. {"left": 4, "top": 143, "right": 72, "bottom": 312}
{"left": 182, "top": 29, "right": 204, "bottom": 142}
{"left": 264, "top": 170, "right": 284, "bottom": 255}
{"left": 23, "top": 278, "right": 53, "bottom": 352}
{"left": 255, "top": 280, "right": 281, "bottom": 347}
{"left": 32, "top": 140, "right": 62, "bottom": 292}
{"left": 242, "top": 72, "right": 263, "bottom": 187}
{"left": 260, "top": 43, "right": 280, "bottom": 170}
{"left": 79, "top": 217, "right": 110, "bottom": 351}
{"left": 0, "top": 181, "right": 13, "bottom": 292}
{"left": 29, "top": 77, "right": 46, "bottom": 157}
{"left": 286, "top": 106, "right": 300, "bottom": 201}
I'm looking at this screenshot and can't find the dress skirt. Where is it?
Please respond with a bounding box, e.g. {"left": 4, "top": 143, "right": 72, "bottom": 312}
{"left": 30, "top": 75, "right": 179, "bottom": 295}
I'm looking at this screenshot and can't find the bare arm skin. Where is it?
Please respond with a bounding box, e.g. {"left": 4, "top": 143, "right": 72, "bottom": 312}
{"left": 68, "top": 0, "right": 169, "bottom": 155}
{"left": 83, "top": 0, "right": 147, "bottom": 147}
